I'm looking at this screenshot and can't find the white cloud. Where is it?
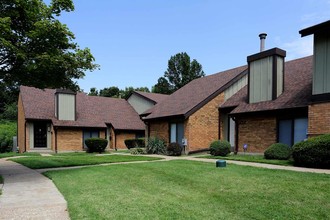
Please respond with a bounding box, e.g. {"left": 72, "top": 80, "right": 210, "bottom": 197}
{"left": 281, "top": 37, "right": 313, "bottom": 60}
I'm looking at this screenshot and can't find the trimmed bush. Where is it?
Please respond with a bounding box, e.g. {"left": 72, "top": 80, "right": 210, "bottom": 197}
{"left": 292, "top": 134, "right": 330, "bottom": 168}
{"left": 124, "top": 138, "right": 145, "bottom": 149}
{"left": 85, "top": 138, "right": 108, "bottom": 153}
{"left": 210, "top": 140, "right": 231, "bottom": 156}
{"left": 167, "top": 142, "right": 182, "bottom": 156}
{"left": 130, "top": 148, "right": 146, "bottom": 155}
{"left": 146, "top": 136, "right": 166, "bottom": 154}
{"left": 264, "top": 143, "right": 291, "bottom": 160}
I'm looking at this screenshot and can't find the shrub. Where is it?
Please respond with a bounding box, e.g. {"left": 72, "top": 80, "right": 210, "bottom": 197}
{"left": 167, "top": 142, "right": 182, "bottom": 156}
{"left": 210, "top": 140, "right": 231, "bottom": 156}
{"left": 146, "top": 136, "right": 166, "bottom": 154}
{"left": 292, "top": 134, "right": 330, "bottom": 168}
{"left": 124, "top": 138, "right": 145, "bottom": 149}
{"left": 0, "top": 120, "right": 16, "bottom": 153}
{"left": 85, "top": 138, "right": 108, "bottom": 153}
{"left": 130, "top": 148, "right": 146, "bottom": 155}
{"left": 264, "top": 143, "right": 291, "bottom": 160}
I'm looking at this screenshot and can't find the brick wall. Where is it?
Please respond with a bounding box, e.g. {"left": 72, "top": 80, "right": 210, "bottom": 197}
{"left": 237, "top": 116, "right": 277, "bottom": 153}
{"left": 308, "top": 102, "right": 330, "bottom": 137}
{"left": 149, "top": 121, "right": 169, "bottom": 144}
{"left": 57, "top": 128, "right": 83, "bottom": 151}
{"left": 17, "top": 94, "right": 25, "bottom": 153}
{"left": 185, "top": 93, "right": 224, "bottom": 151}
{"left": 115, "top": 131, "right": 136, "bottom": 149}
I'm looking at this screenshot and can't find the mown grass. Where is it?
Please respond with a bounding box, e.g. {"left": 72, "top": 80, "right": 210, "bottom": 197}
{"left": 199, "top": 154, "right": 293, "bottom": 166}
{"left": 0, "top": 152, "right": 40, "bottom": 159}
{"left": 10, "top": 154, "right": 161, "bottom": 169}
{"left": 45, "top": 160, "right": 330, "bottom": 220}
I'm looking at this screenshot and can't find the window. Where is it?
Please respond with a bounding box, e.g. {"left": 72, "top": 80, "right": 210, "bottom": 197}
{"left": 170, "top": 122, "right": 184, "bottom": 146}
{"left": 278, "top": 118, "right": 308, "bottom": 146}
{"left": 83, "top": 130, "right": 99, "bottom": 148}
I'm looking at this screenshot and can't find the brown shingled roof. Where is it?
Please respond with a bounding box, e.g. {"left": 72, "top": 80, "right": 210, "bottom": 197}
{"left": 220, "top": 56, "right": 313, "bottom": 114}
{"left": 20, "top": 86, "right": 145, "bottom": 130}
{"left": 143, "top": 65, "right": 247, "bottom": 120}
{"left": 132, "top": 91, "right": 169, "bottom": 104}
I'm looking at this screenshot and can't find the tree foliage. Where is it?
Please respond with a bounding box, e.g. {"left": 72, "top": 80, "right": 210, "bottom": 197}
{"left": 152, "top": 77, "right": 172, "bottom": 94}
{"left": 153, "top": 52, "right": 204, "bottom": 94}
{"left": 0, "top": 0, "right": 99, "bottom": 91}
{"left": 99, "top": 86, "right": 120, "bottom": 98}
{"left": 88, "top": 86, "right": 150, "bottom": 99}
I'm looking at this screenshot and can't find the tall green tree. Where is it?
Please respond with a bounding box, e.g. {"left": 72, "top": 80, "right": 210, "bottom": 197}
{"left": 153, "top": 52, "right": 204, "bottom": 94}
{"left": 0, "top": 0, "right": 99, "bottom": 91}
{"left": 99, "top": 86, "right": 120, "bottom": 98}
{"left": 152, "top": 77, "right": 172, "bottom": 94}
{"left": 88, "top": 87, "right": 98, "bottom": 96}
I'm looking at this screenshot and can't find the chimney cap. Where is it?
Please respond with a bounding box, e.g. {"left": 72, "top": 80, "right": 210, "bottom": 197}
{"left": 259, "top": 33, "right": 267, "bottom": 39}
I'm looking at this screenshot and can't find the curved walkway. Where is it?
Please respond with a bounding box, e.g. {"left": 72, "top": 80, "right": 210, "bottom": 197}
{"left": 0, "top": 159, "right": 70, "bottom": 220}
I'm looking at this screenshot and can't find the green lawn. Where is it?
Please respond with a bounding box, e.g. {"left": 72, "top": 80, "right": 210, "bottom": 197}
{"left": 10, "top": 154, "right": 161, "bottom": 169}
{"left": 199, "top": 154, "right": 293, "bottom": 166}
{"left": 0, "top": 152, "right": 40, "bottom": 159}
{"left": 45, "top": 160, "right": 330, "bottom": 220}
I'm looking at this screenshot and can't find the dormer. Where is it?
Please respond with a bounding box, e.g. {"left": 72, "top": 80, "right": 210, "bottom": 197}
{"left": 247, "top": 34, "right": 286, "bottom": 103}
{"left": 55, "top": 89, "right": 76, "bottom": 121}
{"left": 300, "top": 20, "right": 330, "bottom": 101}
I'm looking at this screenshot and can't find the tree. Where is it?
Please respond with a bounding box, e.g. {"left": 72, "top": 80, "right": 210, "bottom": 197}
{"left": 0, "top": 0, "right": 99, "bottom": 92}
{"left": 152, "top": 77, "right": 172, "bottom": 94}
{"left": 88, "top": 87, "right": 98, "bottom": 96}
{"left": 153, "top": 52, "right": 204, "bottom": 94}
{"left": 119, "top": 87, "right": 150, "bottom": 99}
{"left": 99, "top": 86, "right": 120, "bottom": 98}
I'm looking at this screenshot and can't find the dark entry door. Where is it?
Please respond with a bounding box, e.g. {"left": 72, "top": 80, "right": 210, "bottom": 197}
{"left": 34, "top": 122, "right": 47, "bottom": 148}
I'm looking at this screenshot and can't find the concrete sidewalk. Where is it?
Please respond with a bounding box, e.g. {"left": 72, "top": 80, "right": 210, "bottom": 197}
{"left": 180, "top": 156, "right": 330, "bottom": 174}
{"left": 0, "top": 159, "right": 70, "bottom": 220}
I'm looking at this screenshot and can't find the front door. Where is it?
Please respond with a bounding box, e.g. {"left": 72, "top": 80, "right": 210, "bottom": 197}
{"left": 34, "top": 122, "right": 47, "bottom": 148}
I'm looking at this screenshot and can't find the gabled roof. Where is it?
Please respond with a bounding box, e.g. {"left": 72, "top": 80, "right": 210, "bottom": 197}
{"left": 220, "top": 56, "right": 313, "bottom": 114}
{"left": 129, "top": 91, "right": 169, "bottom": 104}
{"left": 20, "top": 86, "right": 145, "bottom": 130}
{"left": 143, "top": 65, "right": 247, "bottom": 120}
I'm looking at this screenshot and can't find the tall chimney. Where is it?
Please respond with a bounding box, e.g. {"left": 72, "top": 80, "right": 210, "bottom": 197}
{"left": 259, "top": 33, "right": 267, "bottom": 52}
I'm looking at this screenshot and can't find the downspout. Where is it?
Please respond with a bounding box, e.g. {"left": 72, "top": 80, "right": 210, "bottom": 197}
{"left": 231, "top": 116, "right": 239, "bottom": 155}
{"left": 54, "top": 127, "right": 58, "bottom": 154}
{"left": 24, "top": 121, "right": 27, "bottom": 153}
{"left": 218, "top": 109, "right": 221, "bottom": 140}
{"left": 114, "top": 130, "right": 117, "bottom": 151}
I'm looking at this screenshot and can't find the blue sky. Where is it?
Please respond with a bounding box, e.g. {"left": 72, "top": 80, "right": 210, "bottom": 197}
{"left": 53, "top": 0, "right": 330, "bottom": 92}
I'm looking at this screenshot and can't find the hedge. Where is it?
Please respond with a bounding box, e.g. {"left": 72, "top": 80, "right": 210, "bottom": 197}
{"left": 85, "top": 138, "right": 108, "bottom": 153}
{"left": 264, "top": 143, "right": 291, "bottom": 160}
{"left": 292, "top": 134, "right": 330, "bottom": 168}
{"left": 124, "top": 138, "right": 145, "bottom": 149}
{"left": 210, "top": 140, "right": 231, "bottom": 156}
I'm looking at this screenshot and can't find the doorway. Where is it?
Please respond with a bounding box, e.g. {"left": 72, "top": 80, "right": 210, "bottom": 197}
{"left": 34, "top": 122, "right": 47, "bottom": 148}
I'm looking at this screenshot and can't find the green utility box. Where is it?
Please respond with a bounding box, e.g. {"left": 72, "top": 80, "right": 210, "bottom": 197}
{"left": 216, "top": 160, "right": 226, "bottom": 168}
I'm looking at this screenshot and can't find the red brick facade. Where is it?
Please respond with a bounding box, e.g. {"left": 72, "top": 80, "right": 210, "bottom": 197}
{"left": 237, "top": 116, "right": 277, "bottom": 153}
{"left": 308, "top": 102, "right": 330, "bottom": 137}
{"left": 185, "top": 93, "right": 224, "bottom": 151}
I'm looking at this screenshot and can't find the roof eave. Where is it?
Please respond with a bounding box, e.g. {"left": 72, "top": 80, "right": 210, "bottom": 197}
{"left": 299, "top": 20, "right": 330, "bottom": 37}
